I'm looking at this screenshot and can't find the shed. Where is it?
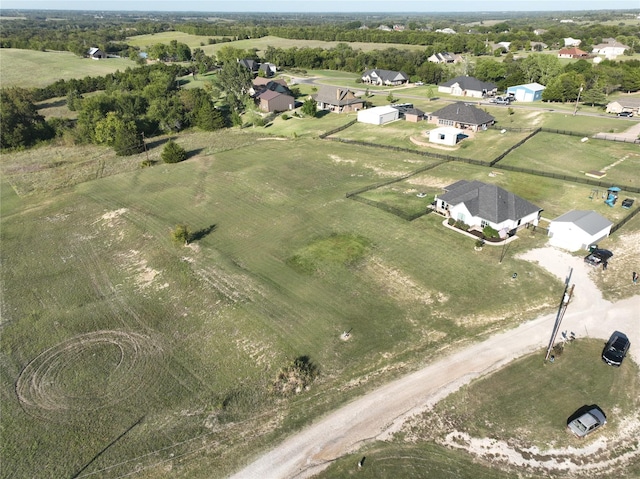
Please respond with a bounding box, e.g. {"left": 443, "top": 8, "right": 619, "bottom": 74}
{"left": 429, "top": 127, "right": 463, "bottom": 146}
{"left": 357, "top": 106, "right": 399, "bottom": 125}
{"left": 506, "top": 83, "right": 546, "bottom": 102}
{"left": 548, "top": 210, "right": 613, "bottom": 252}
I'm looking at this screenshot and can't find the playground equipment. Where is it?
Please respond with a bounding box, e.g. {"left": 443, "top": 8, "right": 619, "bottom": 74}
{"left": 605, "top": 186, "right": 621, "bottom": 207}
{"left": 589, "top": 189, "right": 599, "bottom": 200}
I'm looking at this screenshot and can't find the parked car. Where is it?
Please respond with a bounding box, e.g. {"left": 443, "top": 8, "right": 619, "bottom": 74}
{"left": 584, "top": 249, "right": 613, "bottom": 267}
{"left": 414, "top": 81, "right": 424, "bottom": 86}
{"left": 617, "top": 111, "right": 633, "bottom": 117}
{"left": 567, "top": 406, "right": 606, "bottom": 438}
{"left": 494, "top": 96, "right": 511, "bottom": 105}
{"left": 602, "top": 331, "right": 631, "bottom": 367}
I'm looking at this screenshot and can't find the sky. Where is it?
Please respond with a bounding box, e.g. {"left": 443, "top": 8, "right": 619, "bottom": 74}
{"left": 1, "top": 0, "right": 639, "bottom": 12}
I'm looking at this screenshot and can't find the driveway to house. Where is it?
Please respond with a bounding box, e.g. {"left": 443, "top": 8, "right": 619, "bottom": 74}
{"left": 594, "top": 119, "right": 640, "bottom": 142}
{"left": 229, "top": 247, "right": 640, "bottom": 479}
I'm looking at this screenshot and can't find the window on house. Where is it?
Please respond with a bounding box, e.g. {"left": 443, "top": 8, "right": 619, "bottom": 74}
{"left": 481, "top": 220, "right": 489, "bottom": 228}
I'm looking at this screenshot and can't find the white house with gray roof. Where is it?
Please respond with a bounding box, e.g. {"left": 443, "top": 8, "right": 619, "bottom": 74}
{"left": 434, "top": 180, "right": 542, "bottom": 233}
{"left": 361, "top": 69, "right": 409, "bottom": 86}
{"left": 438, "top": 76, "right": 497, "bottom": 98}
{"left": 548, "top": 210, "right": 613, "bottom": 252}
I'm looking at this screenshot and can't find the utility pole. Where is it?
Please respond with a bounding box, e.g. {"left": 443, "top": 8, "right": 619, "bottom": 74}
{"left": 141, "top": 132, "right": 149, "bottom": 163}
{"left": 545, "top": 268, "right": 574, "bottom": 362}
{"left": 573, "top": 85, "right": 583, "bottom": 116}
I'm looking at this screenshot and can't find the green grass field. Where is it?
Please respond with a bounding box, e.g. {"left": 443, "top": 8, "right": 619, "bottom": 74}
{"left": 0, "top": 49, "right": 137, "bottom": 89}
{"left": 2, "top": 130, "right": 572, "bottom": 478}
{"left": 2, "top": 47, "right": 640, "bottom": 477}
{"left": 316, "top": 339, "right": 640, "bottom": 479}
{"left": 126, "top": 32, "right": 427, "bottom": 57}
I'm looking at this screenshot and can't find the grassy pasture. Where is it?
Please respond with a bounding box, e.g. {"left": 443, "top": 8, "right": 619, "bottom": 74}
{"left": 499, "top": 132, "right": 640, "bottom": 191}
{"left": 316, "top": 340, "right": 640, "bottom": 479}
{"left": 2, "top": 134, "right": 565, "bottom": 478}
{"left": 0, "top": 49, "right": 136, "bottom": 89}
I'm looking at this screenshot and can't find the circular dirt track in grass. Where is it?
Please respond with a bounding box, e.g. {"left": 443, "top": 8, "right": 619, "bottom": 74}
{"left": 16, "top": 330, "right": 163, "bottom": 414}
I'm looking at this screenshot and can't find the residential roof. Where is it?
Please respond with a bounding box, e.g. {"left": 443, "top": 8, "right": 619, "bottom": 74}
{"left": 258, "top": 90, "right": 290, "bottom": 101}
{"left": 362, "top": 69, "right": 409, "bottom": 83}
{"left": 558, "top": 47, "right": 588, "bottom": 56}
{"left": 438, "top": 180, "right": 541, "bottom": 224}
{"left": 314, "top": 86, "right": 363, "bottom": 106}
{"left": 88, "top": 47, "right": 100, "bottom": 55}
{"left": 508, "top": 82, "right": 546, "bottom": 92}
{"left": 593, "top": 41, "right": 629, "bottom": 50}
{"left": 404, "top": 107, "right": 425, "bottom": 116}
{"left": 439, "top": 76, "right": 497, "bottom": 93}
{"left": 431, "top": 102, "right": 495, "bottom": 126}
{"left": 552, "top": 210, "right": 613, "bottom": 235}
{"left": 608, "top": 98, "right": 640, "bottom": 108}
{"left": 238, "top": 59, "right": 259, "bottom": 71}
{"left": 429, "top": 52, "right": 459, "bottom": 62}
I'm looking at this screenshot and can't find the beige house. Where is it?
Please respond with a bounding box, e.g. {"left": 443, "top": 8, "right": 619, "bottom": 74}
{"left": 314, "top": 86, "right": 364, "bottom": 113}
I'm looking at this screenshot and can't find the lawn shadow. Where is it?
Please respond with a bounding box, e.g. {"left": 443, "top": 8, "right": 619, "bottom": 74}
{"left": 190, "top": 224, "right": 217, "bottom": 242}
{"left": 187, "top": 148, "right": 205, "bottom": 159}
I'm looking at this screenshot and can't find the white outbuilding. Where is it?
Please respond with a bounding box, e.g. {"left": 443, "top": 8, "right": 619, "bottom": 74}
{"left": 357, "top": 105, "right": 399, "bottom": 125}
{"left": 428, "top": 126, "right": 464, "bottom": 146}
{"left": 548, "top": 210, "right": 613, "bottom": 252}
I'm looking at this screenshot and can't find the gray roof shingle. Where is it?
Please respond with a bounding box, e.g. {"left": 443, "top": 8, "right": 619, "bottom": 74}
{"left": 439, "top": 76, "right": 497, "bottom": 92}
{"left": 552, "top": 210, "right": 613, "bottom": 235}
{"left": 431, "top": 102, "right": 495, "bottom": 126}
{"left": 439, "top": 180, "right": 541, "bottom": 223}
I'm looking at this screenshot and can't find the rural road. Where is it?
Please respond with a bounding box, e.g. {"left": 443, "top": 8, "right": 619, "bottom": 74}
{"left": 229, "top": 247, "right": 640, "bottom": 479}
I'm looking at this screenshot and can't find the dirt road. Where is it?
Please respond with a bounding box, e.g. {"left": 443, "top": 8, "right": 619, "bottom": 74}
{"left": 229, "top": 247, "right": 640, "bottom": 479}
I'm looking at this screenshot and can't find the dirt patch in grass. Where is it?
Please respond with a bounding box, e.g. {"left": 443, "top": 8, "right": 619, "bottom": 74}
{"left": 16, "top": 330, "right": 163, "bottom": 418}
{"left": 364, "top": 256, "right": 443, "bottom": 307}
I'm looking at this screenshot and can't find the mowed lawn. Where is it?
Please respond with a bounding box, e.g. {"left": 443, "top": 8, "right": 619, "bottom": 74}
{"left": 0, "top": 49, "right": 136, "bottom": 88}
{"left": 1, "top": 133, "right": 563, "bottom": 478}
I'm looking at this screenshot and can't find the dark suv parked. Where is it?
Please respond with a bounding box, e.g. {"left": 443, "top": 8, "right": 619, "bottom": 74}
{"left": 602, "top": 331, "right": 630, "bottom": 367}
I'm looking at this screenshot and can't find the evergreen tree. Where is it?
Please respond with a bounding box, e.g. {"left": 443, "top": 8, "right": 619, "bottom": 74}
{"left": 161, "top": 139, "right": 187, "bottom": 163}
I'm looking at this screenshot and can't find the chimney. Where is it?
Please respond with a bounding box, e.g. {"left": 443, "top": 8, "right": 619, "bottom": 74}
{"left": 337, "top": 88, "right": 341, "bottom": 100}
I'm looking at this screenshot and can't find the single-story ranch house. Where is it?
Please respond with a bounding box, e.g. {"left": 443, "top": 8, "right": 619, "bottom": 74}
{"left": 361, "top": 69, "right": 409, "bottom": 86}
{"left": 558, "top": 47, "right": 588, "bottom": 59}
{"left": 428, "top": 102, "right": 495, "bottom": 132}
{"left": 434, "top": 180, "right": 542, "bottom": 234}
{"left": 438, "top": 76, "right": 497, "bottom": 98}
{"left": 606, "top": 97, "right": 640, "bottom": 115}
{"left": 313, "top": 86, "right": 364, "bottom": 113}
{"left": 592, "top": 38, "right": 629, "bottom": 58}
{"left": 506, "top": 83, "right": 546, "bottom": 102}
{"left": 548, "top": 210, "right": 613, "bottom": 252}
{"left": 357, "top": 105, "right": 399, "bottom": 125}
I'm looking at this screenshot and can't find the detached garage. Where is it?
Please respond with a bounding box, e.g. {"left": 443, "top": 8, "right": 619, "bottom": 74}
{"left": 548, "top": 210, "right": 613, "bottom": 252}
{"left": 357, "top": 106, "right": 399, "bottom": 125}
{"left": 506, "top": 82, "right": 545, "bottom": 102}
